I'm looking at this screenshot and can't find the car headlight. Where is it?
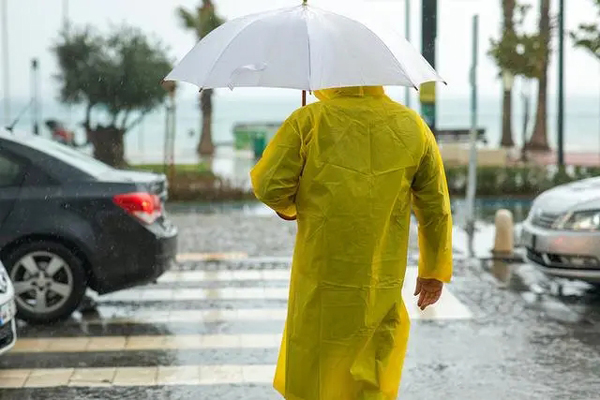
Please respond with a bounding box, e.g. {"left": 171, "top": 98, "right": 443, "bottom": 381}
{"left": 557, "top": 210, "right": 600, "bottom": 231}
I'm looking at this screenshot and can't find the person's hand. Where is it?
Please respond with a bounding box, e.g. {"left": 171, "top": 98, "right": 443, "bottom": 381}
{"left": 414, "top": 277, "right": 443, "bottom": 310}
{"left": 277, "top": 212, "right": 297, "bottom": 221}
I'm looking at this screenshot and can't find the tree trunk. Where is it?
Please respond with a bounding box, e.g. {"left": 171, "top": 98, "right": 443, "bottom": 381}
{"left": 197, "top": 89, "right": 215, "bottom": 156}
{"left": 501, "top": 87, "right": 515, "bottom": 147}
{"left": 87, "top": 125, "right": 127, "bottom": 168}
{"left": 527, "top": 0, "right": 551, "bottom": 151}
{"left": 500, "top": 0, "right": 516, "bottom": 148}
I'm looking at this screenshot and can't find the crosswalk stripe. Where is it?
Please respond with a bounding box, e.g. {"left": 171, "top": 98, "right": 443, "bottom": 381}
{"left": 158, "top": 269, "right": 291, "bottom": 283}
{"left": 10, "top": 334, "right": 282, "bottom": 353}
{"left": 79, "top": 308, "right": 288, "bottom": 324}
{"left": 176, "top": 252, "right": 249, "bottom": 262}
{"left": 80, "top": 294, "right": 470, "bottom": 325}
{"left": 102, "top": 287, "right": 289, "bottom": 301}
{"left": 0, "top": 364, "right": 276, "bottom": 388}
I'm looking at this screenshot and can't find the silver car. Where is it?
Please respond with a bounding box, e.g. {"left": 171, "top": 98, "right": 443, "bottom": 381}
{"left": 0, "top": 260, "right": 17, "bottom": 355}
{"left": 521, "top": 177, "right": 600, "bottom": 284}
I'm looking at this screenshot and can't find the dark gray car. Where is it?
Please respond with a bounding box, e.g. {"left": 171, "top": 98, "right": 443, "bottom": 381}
{"left": 0, "top": 130, "right": 178, "bottom": 323}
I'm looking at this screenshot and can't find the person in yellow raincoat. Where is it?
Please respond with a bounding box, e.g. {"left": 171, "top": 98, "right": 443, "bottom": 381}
{"left": 251, "top": 86, "right": 453, "bottom": 400}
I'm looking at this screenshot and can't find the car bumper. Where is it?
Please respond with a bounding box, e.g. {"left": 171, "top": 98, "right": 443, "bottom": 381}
{"left": 93, "top": 226, "right": 178, "bottom": 294}
{"left": 521, "top": 220, "right": 600, "bottom": 282}
{"left": 0, "top": 305, "right": 17, "bottom": 356}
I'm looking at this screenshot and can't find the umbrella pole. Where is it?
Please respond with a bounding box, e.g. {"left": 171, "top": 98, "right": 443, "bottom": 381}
{"left": 302, "top": 90, "right": 307, "bottom": 106}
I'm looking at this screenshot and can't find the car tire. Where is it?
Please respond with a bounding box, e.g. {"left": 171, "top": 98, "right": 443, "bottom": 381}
{"left": 4, "top": 240, "right": 88, "bottom": 324}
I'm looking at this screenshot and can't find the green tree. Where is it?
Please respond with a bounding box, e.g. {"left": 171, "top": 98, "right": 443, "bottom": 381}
{"left": 570, "top": 0, "right": 600, "bottom": 61}
{"left": 54, "top": 26, "right": 172, "bottom": 167}
{"left": 489, "top": 2, "right": 541, "bottom": 148}
{"left": 176, "top": 0, "right": 225, "bottom": 157}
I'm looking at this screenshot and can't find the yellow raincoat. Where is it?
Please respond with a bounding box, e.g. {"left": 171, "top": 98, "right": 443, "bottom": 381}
{"left": 251, "top": 86, "right": 452, "bottom": 400}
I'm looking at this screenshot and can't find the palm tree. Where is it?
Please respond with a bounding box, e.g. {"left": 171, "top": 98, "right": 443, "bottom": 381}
{"left": 570, "top": 0, "right": 600, "bottom": 61}
{"left": 527, "top": 0, "right": 551, "bottom": 151}
{"left": 500, "top": 0, "right": 516, "bottom": 148}
{"left": 489, "top": 2, "right": 537, "bottom": 149}
{"left": 176, "top": 1, "right": 225, "bottom": 157}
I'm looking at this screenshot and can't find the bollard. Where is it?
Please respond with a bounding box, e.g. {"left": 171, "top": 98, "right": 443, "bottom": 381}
{"left": 493, "top": 209, "right": 514, "bottom": 255}
{"left": 492, "top": 259, "right": 512, "bottom": 288}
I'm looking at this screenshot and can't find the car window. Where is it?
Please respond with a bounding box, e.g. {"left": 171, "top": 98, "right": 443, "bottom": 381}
{"left": 0, "top": 154, "right": 23, "bottom": 187}
{"left": 24, "top": 137, "right": 114, "bottom": 177}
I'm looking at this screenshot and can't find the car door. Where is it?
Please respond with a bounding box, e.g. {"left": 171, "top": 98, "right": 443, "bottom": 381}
{"left": 0, "top": 149, "right": 27, "bottom": 229}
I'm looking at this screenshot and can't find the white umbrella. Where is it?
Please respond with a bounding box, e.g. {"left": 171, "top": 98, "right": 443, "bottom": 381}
{"left": 164, "top": 1, "right": 444, "bottom": 103}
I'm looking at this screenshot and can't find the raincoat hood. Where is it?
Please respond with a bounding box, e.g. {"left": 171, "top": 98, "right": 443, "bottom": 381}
{"left": 314, "top": 86, "right": 386, "bottom": 101}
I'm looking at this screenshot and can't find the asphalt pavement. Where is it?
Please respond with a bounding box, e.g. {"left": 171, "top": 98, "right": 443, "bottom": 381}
{"left": 1, "top": 208, "right": 599, "bottom": 400}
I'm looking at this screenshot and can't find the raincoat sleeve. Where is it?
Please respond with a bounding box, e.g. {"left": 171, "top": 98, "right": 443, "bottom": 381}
{"left": 250, "top": 116, "right": 306, "bottom": 220}
{"left": 411, "top": 118, "right": 453, "bottom": 283}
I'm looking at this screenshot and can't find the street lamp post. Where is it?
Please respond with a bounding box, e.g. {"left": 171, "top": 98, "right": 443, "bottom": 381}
{"left": 520, "top": 79, "right": 531, "bottom": 162}
{"left": 557, "top": 0, "right": 565, "bottom": 168}
{"left": 1, "top": 0, "right": 10, "bottom": 127}
{"left": 420, "top": 0, "right": 438, "bottom": 134}
{"left": 162, "top": 81, "right": 177, "bottom": 182}
{"left": 404, "top": 0, "right": 411, "bottom": 108}
{"left": 31, "top": 59, "right": 40, "bottom": 135}
{"left": 465, "top": 14, "right": 479, "bottom": 257}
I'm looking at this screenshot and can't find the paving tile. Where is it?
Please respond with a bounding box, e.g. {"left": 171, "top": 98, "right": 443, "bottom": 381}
{"left": 46, "top": 338, "right": 89, "bottom": 352}
{"left": 242, "top": 365, "right": 274, "bottom": 383}
{"left": 157, "top": 366, "right": 201, "bottom": 385}
{"left": 69, "top": 368, "right": 116, "bottom": 387}
{"left": 25, "top": 368, "right": 74, "bottom": 388}
{"left": 113, "top": 367, "right": 158, "bottom": 386}
{"left": 240, "top": 334, "right": 281, "bottom": 348}
{"left": 87, "top": 337, "right": 127, "bottom": 352}
{"left": 125, "top": 336, "right": 165, "bottom": 350}
{"left": 200, "top": 334, "right": 242, "bottom": 348}
{"left": 199, "top": 365, "right": 244, "bottom": 385}
{"left": 0, "top": 369, "right": 31, "bottom": 388}
{"left": 10, "top": 338, "right": 51, "bottom": 353}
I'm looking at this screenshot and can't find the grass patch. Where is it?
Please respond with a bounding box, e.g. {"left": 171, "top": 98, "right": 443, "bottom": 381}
{"left": 131, "top": 163, "right": 210, "bottom": 175}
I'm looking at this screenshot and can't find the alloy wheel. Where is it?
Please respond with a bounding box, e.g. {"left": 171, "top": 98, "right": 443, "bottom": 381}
{"left": 9, "top": 251, "right": 74, "bottom": 315}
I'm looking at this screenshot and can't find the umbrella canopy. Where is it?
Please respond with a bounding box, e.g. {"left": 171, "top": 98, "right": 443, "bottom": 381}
{"left": 164, "top": 3, "right": 444, "bottom": 92}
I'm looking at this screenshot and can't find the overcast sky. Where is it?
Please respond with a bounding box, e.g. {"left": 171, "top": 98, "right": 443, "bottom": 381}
{"left": 1, "top": 0, "right": 599, "bottom": 104}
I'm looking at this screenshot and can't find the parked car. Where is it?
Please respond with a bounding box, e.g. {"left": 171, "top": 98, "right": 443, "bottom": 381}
{"left": 0, "top": 260, "right": 17, "bottom": 355}
{"left": 521, "top": 177, "right": 600, "bottom": 285}
{"left": 0, "top": 129, "right": 177, "bottom": 323}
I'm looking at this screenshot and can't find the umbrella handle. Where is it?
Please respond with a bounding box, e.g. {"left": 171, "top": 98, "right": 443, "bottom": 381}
{"left": 302, "top": 90, "right": 306, "bottom": 106}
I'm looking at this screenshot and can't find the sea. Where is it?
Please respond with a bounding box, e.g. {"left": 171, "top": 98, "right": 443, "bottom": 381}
{"left": 3, "top": 93, "right": 599, "bottom": 166}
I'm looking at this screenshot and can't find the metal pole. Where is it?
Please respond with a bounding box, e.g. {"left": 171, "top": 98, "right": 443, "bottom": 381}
{"left": 1, "top": 0, "right": 10, "bottom": 127}
{"left": 466, "top": 14, "right": 479, "bottom": 257}
{"left": 420, "top": 0, "right": 437, "bottom": 135}
{"left": 557, "top": 0, "right": 565, "bottom": 167}
{"left": 521, "top": 82, "right": 530, "bottom": 162}
{"left": 31, "top": 59, "right": 40, "bottom": 135}
{"left": 168, "top": 92, "right": 177, "bottom": 182}
{"left": 405, "top": 0, "right": 411, "bottom": 108}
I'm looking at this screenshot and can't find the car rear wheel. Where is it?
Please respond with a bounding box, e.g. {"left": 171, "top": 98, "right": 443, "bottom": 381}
{"left": 4, "top": 241, "right": 87, "bottom": 324}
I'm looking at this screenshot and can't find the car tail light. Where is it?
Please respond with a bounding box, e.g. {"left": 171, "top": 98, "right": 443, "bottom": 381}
{"left": 113, "top": 192, "right": 162, "bottom": 225}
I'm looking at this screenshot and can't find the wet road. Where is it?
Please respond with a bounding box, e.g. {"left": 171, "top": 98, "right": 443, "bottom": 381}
{"left": 1, "top": 211, "right": 600, "bottom": 399}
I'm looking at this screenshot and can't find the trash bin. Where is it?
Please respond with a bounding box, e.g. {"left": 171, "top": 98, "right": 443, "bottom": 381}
{"left": 253, "top": 132, "right": 267, "bottom": 159}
